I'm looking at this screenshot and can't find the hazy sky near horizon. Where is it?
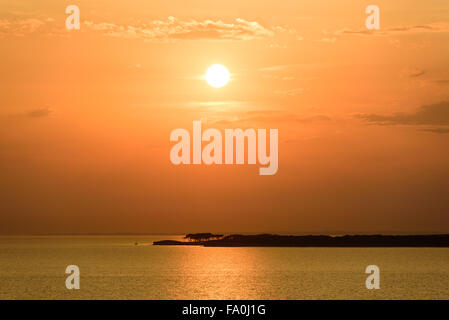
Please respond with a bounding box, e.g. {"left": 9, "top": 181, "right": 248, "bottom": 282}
{"left": 1, "top": 0, "right": 449, "bottom": 234}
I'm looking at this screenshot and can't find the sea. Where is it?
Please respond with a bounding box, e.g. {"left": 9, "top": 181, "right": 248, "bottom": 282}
{"left": 0, "top": 236, "right": 448, "bottom": 299}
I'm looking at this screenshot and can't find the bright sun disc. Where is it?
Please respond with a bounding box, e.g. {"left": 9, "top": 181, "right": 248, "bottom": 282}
{"left": 205, "top": 64, "right": 230, "bottom": 88}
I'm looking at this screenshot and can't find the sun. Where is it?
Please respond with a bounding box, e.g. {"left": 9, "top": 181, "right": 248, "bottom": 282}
{"left": 205, "top": 64, "right": 230, "bottom": 88}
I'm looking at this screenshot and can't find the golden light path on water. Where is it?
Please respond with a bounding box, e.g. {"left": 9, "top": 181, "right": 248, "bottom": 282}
{"left": 0, "top": 236, "right": 448, "bottom": 299}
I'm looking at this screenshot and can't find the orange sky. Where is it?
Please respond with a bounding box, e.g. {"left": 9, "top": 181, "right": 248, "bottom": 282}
{"left": 1, "top": 0, "right": 449, "bottom": 234}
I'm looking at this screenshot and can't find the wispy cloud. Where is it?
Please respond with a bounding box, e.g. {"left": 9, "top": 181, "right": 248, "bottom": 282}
{"left": 355, "top": 101, "right": 449, "bottom": 133}
{"left": 335, "top": 22, "right": 449, "bottom": 37}
{"left": 84, "top": 16, "right": 274, "bottom": 41}
{"left": 409, "top": 70, "right": 426, "bottom": 78}
{"left": 434, "top": 79, "right": 449, "bottom": 85}
{"left": 315, "top": 37, "right": 337, "bottom": 43}
{"left": 399, "top": 67, "right": 427, "bottom": 79}
{"left": 1, "top": 107, "right": 54, "bottom": 121}
{"left": 27, "top": 107, "right": 53, "bottom": 118}
{"left": 212, "top": 110, "right": 332, "bottom": 126}
{"left": 421, "top": 128, "right": 449, "bottom": 134}
{"left": 0, "top": 15, "right": 275, "bottom": 41}
{"left": 0, "top": 18, "right": 47, "bottom": 36}
{"left": 274, "top": 88, "right": 305, "bottom": 96}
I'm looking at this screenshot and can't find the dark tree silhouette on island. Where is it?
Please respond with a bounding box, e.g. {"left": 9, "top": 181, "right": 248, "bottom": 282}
{"left": 184, "top": 233, "right": 224, "bottom": 242}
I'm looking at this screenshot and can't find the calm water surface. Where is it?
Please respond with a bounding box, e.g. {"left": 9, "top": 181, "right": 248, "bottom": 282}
{"left": 0, "top": 236, "right": 448, "bottom": 299}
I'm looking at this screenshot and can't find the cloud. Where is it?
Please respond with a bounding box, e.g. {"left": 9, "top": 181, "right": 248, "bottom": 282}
{"left": 0, "top": 107, "right": 54, "bottom": 122}
{"left": 356, "top": 101, "right": 449, "bottom": 127}
{"left": 399, "top": 67, "right": 427, "bottom": 79}
{"left": 0, "top": 18, "right": 47, "bottom": 36}
{"left": 434, "top": 79, "right": 449, "bottom": 85}
{"left": 27, "top": 107, "right": 53, "bottom": 118}
{"left": 84, "top": 16, "right": 274, "bottom": 41}
{"left": 421, "top": 128, "right": 449, "bottom": 134}
{"left": 212, "top": 111, "right": 332, "bottom": 126}
{"left": 1, "top": 15, "right": 275, "bottom": 41}
{"left": 274, "top": 88, "right": 305, "bottom": 96}
{"left": 315, "top": 37, "right": 337, "bottom": 43}
{"left": 335, "top": 22, "right": 449, "bottom": 37}
{"left": 409, "top": 70, "right": 426, "bottom": 78}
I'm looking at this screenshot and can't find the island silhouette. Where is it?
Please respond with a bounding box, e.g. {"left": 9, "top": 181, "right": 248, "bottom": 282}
{"left": 153, "top": 233, "right": 449, "bottom": 247}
